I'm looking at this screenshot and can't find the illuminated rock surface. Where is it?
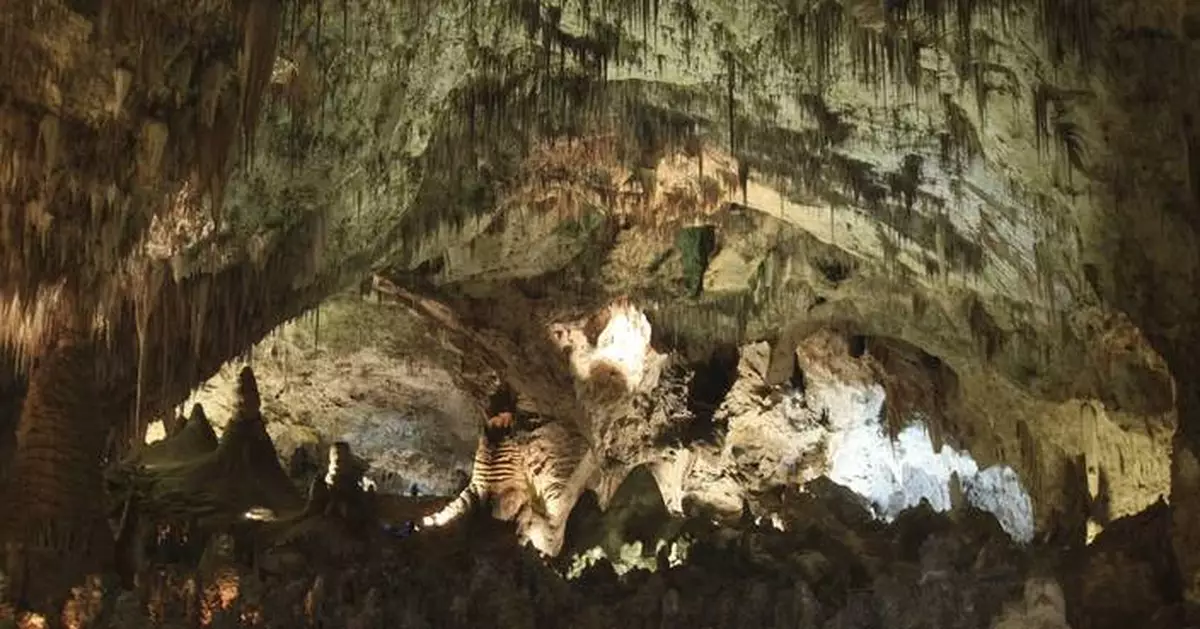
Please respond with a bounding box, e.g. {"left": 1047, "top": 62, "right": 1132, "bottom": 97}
{"left": 0, "top": 0, "right": 1199, "bottom": 625}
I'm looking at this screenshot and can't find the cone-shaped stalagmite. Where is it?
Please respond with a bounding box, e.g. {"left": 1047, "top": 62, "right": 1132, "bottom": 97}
{"left": 184, "top": 403, "right": 219, "bottom": 450}
{"left": 108, "top": 366, "right": 302, "bottom": 531}
{"left": 102, "top": 371, "right": 314, "bottom": 592}
{"left": 322, "top": 441, "right": 375, "bottom": 523}
{"left": 3, "top": 334, "right": 114, "bottom": 615}
{"left": 130, "top": 403, "right": 219, "bottom": 469}
{"left": 261, "top": 441, "right": 380, "bottom": 569}
{"left": 198, "top": 366, "right": 303, "bottom": 514}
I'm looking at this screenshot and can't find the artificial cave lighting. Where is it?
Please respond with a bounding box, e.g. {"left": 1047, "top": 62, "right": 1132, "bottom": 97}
{"left": 755, "top": 512, "right": 787, "bottom": 532}
{"left": 420, "top": 510, "right": 452, "bottom": 528}
{"left": 814, "top": 380, "right": 1035, "bottom": 542}
{"left": 322, "top": 445, "right": 340, "bottom": 487}
{"left": 421, "top": 495, "right": 467, "bottom": 529}
{"left": 565, "top": 537, "right": 693, "bottom": 581}
{"left": 589, "top": 301, "right": 654, "bottom": 385}
{"left": 61, "top": 576, "right": 107, "bottom": 629}
{"left": 199, "top": 569, "right": 241, "bottom": 627}
{"left": 323, "top": 442, "right": 379, "bottom": 492}
{"left": 143, "top": 420, "right": 166, "bottom": 444}
{"left": 16, "top": 613, "right": 47, "bottom": 629}
{"left": 560, "top": 299, "right": 661, "bottom": 395}
{"left": 242, "top": 507, "right": 277, "bottom": 522}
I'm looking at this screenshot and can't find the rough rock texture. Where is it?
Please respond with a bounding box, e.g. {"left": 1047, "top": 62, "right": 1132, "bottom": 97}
{"left": 3, "top": 0, "right": 1200, "bottom": 621}
{"left": 173, "top": 296, "right": 1096, "bottom": 560}
{"left": 8, "top": 456, "right": 1184, "bottom": 629}
{"left": 175, "top": 290, "right": 1169, "bottom": 555}
{"left": 0, "top": 353, "right": 1185, "bottom": 629}
{"left": 169, "top": 294, "right": 483, "bottom": 496}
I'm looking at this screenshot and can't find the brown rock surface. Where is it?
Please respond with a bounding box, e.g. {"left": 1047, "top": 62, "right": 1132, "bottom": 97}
{"left": 2, "top": 0, "right": 1200, "bottom": 623}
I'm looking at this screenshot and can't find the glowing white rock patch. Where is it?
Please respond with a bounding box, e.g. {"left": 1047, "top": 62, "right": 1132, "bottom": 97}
{"left": 242, "top": 507, "right": 277, "bottom": 522}
{"left": 323, "top": 443, "right": 378, "bottom": 492}
{"left": 565, "top": 537, "right": 692, "bottom": 580}
{"left": 809, "top": 381, "right": 1035, "bottom": 542}
{"left": 555, "top": 299, "right": 661, "bottom": 397}
{"left": 590, "top": 302, "right": 653, "bottom": 384}
{"left": 144, "top": 420, "right": 166, "bottom": 444}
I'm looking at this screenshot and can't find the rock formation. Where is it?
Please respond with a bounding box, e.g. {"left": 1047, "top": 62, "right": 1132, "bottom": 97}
{"left": 1, "top": 0, "right": 1199, "bottom": 625}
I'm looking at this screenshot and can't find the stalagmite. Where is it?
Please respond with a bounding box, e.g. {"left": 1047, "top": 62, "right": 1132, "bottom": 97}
{"left": 0, "top": 0, "right": 1192, "bottom": 623}
{"left": 3, "top": 333, "right": 112, "bottom": 615}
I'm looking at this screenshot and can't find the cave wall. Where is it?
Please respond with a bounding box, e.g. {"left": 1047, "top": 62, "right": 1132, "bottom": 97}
{"left": 0, "top": 0, "right": 1188, "bottom": 463}
{"left": 0, "top": 0, "right": 288, "bottom": 355}
{"left": 174, "top": 294, "right": 483, "bottom": 496}
{"left": 3, "top": 0, "right": 1200, "bottom": 618}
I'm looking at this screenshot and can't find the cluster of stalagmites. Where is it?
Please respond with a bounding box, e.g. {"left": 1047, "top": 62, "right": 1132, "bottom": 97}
{"left": 0, "top": 364, "right": 394, "bottom": 626}
{"left": 0, "top": 369, "right": 1185, "bottom": 629}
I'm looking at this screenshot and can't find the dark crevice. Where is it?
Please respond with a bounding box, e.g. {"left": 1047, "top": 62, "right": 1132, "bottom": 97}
{"left": 919, "top": 348, "right": 943, "bottom": 371}
{"left": 582, "top": 307, "right": 613, "bottom": 347}
{"left": 813, "top": 255, "right": 855, "bottom": 284}
{"left": 513, "top": 277, "right": 550, "bottom": 300}
{"left": 1083, "top": 263, "right": 1101, "bottom": 297}
{"left": 0, "top": 365, "right": 27, "bottom": 489}
{"left": 1090, "top": 467, "right": 1112, "bottom": 526}
{"left": 676, "top": 225, "right": 717, "bottom": 298}
{"left": 789, "top": 353, "right": 807, "bottom": 393}
{"left": 848, "top": 334, "right": 867, "bottom": 358}
{"left": 966, "top": 297, "right": 1006, "bottom": 361}
{"left": 646, "top": 320, "right": 675, "bottom": 357}
{"left": 64, "top": 0, "right": 103, "bottom": 17}
{"left": 486, "top": 382, "right": 519, "bottom": 419}
{"left": 415, "top": 255, "right": 446, "bottom": 277}
{"left": 685, "top": 345, "right": 740, "bottom": 443}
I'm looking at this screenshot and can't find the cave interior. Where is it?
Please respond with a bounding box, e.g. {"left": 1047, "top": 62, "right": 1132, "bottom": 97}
{"left": 0, "top": 0, "right": 1198, "bottom": 627}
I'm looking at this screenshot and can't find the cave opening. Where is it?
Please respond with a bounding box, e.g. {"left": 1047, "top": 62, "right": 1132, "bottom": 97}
{"left": 684, "top": 344, "right": 740, "bottom": 442}
{"left": 847, "top": 334, "right": 867, "bottom": 358}
{"left": 562, "top": 465, "right": 683, "bottom": 579}
{"left": 789, "top": 352, "right": 807, "bottom": 393}
{"left": 151, "top": 289, "right": 483, "bottom": 499}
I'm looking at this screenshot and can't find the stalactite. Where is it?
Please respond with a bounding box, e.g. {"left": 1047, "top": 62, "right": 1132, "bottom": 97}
{"left": 812, "top": 0, "right": 842, "bottom": 92}
{"left": 238, "top": 0, "right": 284, "bottom": 170}
{"left": 725, "top": 51, "right": 736, "bottom": 157}
{"left": 191, "top": 276, "right": 210, "bottom": 359}
{"left": 954, "top": 0, "right": 977, "bottom": 74}
{"left": 1038, "top": 0, "right": 1096, "bottom": 70}
{"left": 829, "top": 203, "right": 835, "bottom": 244}
{"left": 761, "top": 0, "right": 1095, "bottom": 149}
{"left": 1032, "top": 83, "right": 1090, "bottom": 181}
{"left": 341, "top": 0, "right": 349, "bottom": 51}
{"left": 132, "top": 265, "right": 163, "bottom": 448}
